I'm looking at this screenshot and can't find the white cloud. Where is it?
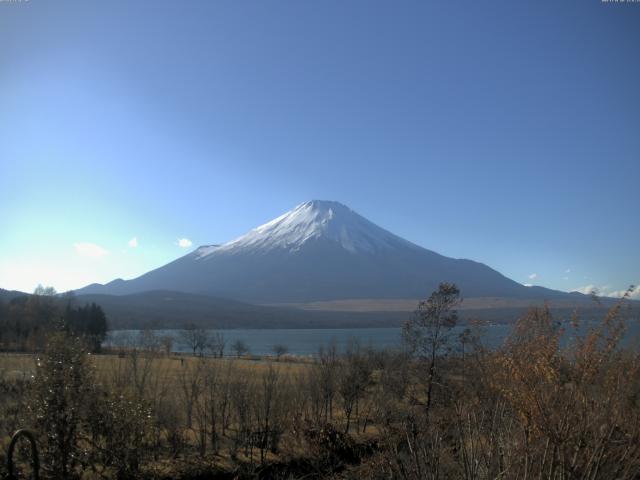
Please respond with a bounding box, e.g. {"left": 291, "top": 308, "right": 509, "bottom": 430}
{"left": 565, "top": 268, "right": 571, "bottom": 274}
{"left": 571, "top": 284, "right": 611, "bottom": 296}
{"left": 524, "top": 283, "right": 533, "bottom": 287}
{"left": 529, "top": 273, "right": 537, "bottom": 280}
{"left": 563, "top": 276, "right": 569, "bottom": 281}
{"left": 568, "top": 283, "right": 639, "bottom": 300}
{"left": 571, "top": 284, "right": 597, "bottom": 295}
{"left": 128, "top": 237, "right": 138, "bottom": 248}
{"left": 607, "top": 285, "right": 640, "bottom": 299}
{"left": 74, "top": 242, "right": 108, "bottom": 258}
{"left": 178, "top": 238, "right": 193, "bottom": 248}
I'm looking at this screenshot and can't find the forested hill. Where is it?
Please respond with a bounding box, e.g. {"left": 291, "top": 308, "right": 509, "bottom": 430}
{"left": 0, "top": 288, "right": 27, "bottom": 302}
{"left": 76, "top": 289, "right": 624, "bottom": 330}
{"left": 0, "top": 290, "right": 107, "bottom": 352}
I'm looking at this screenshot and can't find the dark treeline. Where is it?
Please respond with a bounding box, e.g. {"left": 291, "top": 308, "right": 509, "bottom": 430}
{"left": 0, "top": 285, "right": 108, "bottom": 352}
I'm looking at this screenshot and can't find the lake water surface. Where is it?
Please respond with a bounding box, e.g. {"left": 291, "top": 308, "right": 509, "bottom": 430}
{"left": 107, "top": 321, "right": 640, "bottom": 357}
{"left": 105, "top": 319, "right": 640, "bottom": 355}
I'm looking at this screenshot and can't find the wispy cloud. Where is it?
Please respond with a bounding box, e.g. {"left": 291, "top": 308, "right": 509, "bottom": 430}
{"left": 178, "top": 238, "right": 193, "bottom": 248}
{"left": 128, "top": 237, "right": 138, "bottom": 248}
{"left": 74, "top": 242, "right": 108, "bottom": 258}
{"left": 569, "top": 284, "right": 628, "bottom": 298}
{"left": 607, "top": 285, "right": 640, "bottom": 299}
{"left": 571, "top": 284, "right": 598, "bottom": 295}
{"left": 528, "top": 273, "right": 537, "bottom": 280}
{"left": 565, "top": 268, "right": 571, "bottom": 274}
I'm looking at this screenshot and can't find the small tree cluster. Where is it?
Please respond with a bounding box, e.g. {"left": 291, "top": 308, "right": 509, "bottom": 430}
{"left": 0, "top": 287, "right": 108, "bottom": 352}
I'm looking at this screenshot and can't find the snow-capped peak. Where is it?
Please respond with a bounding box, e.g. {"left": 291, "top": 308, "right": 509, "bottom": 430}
{"left": 196, "top": 200, "right": 416, "bottom": 258}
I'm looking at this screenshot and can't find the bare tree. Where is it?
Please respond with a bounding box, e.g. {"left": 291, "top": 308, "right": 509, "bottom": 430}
{"left": 231, "top": 339, "right": 249, "bottom": 358}
{"left": 229, "top": 375, "right": 254, "bottom": 458}
{"left": 178, "top": 357, "right": 205, "bottom": 430}
{"left": 202, "top": 359, "right": 220, "bottom": 454}
{"left": 120, "top": 333, "right": 161, "bottom": 399}
{"left": 179, "top": 324, "right": 210, "bottom": 356}
{"left": 403, "top": 282, "right": 461, "bottom": 419}
{"left": 272, "top": 343, "right": 288, "bottom": 360}
{"left": 253, "top": 365, "right": 286, "bottom": 463}
{"left": 316, "top": 341, "right": 339, "bottom": 424}
{"left": 208, "top": 331, "right": 226, "bottom": 358}
{"left": 158, "top": 335, "right": 174, "bottom": 356}
{"left": 337, "top": 340, "right": 373, "bottom": 433}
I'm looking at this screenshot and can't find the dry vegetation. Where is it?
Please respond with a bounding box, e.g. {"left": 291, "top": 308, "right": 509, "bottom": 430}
{"left": 0, "top": 284, "right": 639, "bottom": 479}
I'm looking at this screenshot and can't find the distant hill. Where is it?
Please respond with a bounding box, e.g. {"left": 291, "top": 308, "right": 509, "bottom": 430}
{"left": 75, "top": 200, "right": 583, "bottom": 304}
{"left": 75, "top": 290, "right": 432, "bottom": 329}
{"left": 0, "top": 288, "right": 28, "bottom": 302}
{"left": 73, "top": 290, "right": 625, "bottom": 331}
{"left": 1, "top": 287, "right": 628, "bottom": 330}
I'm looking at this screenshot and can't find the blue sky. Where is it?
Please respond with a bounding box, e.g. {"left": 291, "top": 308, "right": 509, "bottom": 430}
{"left": 0, "top": 0, "right": 638, "bottom": 296}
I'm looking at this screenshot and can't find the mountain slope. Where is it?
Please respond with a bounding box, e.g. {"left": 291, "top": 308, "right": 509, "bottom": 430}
{"left": 74, "top": 290, "right": 616, "bottom": 330}
{"left": 75, "top": 200, "right": 574, "bottom": 303}
{"left": 0, "top": 288, "right": 28, "bottom": 302}
{"left": 75, "top": 290, "right": 340, "bottom": 329}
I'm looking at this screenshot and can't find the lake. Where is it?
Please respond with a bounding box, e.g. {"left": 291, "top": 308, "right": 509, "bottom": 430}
{"left": 104, "top": 316, "right": 640, "bottom": 356}
{"left": 106, "top": 320, "right": 640, "bottom": 357}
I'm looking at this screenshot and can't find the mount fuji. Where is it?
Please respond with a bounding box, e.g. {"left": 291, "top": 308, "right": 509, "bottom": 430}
{"left": 75, "top": 200, "right": 572, "bottom": 303}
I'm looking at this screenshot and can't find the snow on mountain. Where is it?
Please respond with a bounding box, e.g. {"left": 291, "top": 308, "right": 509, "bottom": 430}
{"left": 74, "top": 200, "right": 574, "bottom": 303}
{"left": 196, "top": 200, "right": 416, "bottom": 257}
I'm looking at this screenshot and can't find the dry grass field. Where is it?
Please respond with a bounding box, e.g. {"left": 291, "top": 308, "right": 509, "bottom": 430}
{"left": 0, "top": 349, "right": 308, "bottom": 397}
